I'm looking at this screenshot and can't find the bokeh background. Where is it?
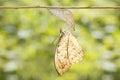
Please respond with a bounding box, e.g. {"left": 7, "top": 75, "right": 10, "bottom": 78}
{"left": 0, "top": 0, "right": 120, "bottom": 80}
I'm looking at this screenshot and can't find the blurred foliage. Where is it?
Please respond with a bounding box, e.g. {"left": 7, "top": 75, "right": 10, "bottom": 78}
{"left": 0, "top": 0, "right": 120, "bottom": 80}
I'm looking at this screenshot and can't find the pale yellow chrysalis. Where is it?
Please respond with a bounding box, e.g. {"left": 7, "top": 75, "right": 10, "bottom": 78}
{"left": 49, "top": 9, "right": 75, "bottom": 30}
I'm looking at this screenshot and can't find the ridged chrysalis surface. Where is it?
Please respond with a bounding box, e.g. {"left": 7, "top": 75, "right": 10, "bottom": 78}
{"left": 49, "top": 9, "right": 75, "bottom": 30}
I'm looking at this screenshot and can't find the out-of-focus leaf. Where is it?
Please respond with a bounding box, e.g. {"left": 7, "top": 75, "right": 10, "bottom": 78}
{"left": 49, "top": 9, "right": 75, "bottom": 30}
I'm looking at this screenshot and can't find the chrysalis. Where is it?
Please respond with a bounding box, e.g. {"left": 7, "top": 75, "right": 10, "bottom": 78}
{"left": 54, "top": 29, "right": 83, "bottom": 75}
{"left": 49, "top": 9, "right": 75, "bottom": 30}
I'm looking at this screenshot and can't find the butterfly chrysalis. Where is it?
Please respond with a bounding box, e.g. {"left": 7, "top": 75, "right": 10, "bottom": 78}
{"left": 49, "top": 9, "right": 75, "bottom": 30}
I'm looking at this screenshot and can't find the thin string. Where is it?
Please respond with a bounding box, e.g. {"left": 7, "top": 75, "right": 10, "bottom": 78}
{"left": 0, "top": 6, "right": 120, "bottom": 9}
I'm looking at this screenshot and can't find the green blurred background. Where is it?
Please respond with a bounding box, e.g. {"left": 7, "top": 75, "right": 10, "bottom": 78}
{"left": 0, "top": 0, "right": 120, "bottom": 80}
